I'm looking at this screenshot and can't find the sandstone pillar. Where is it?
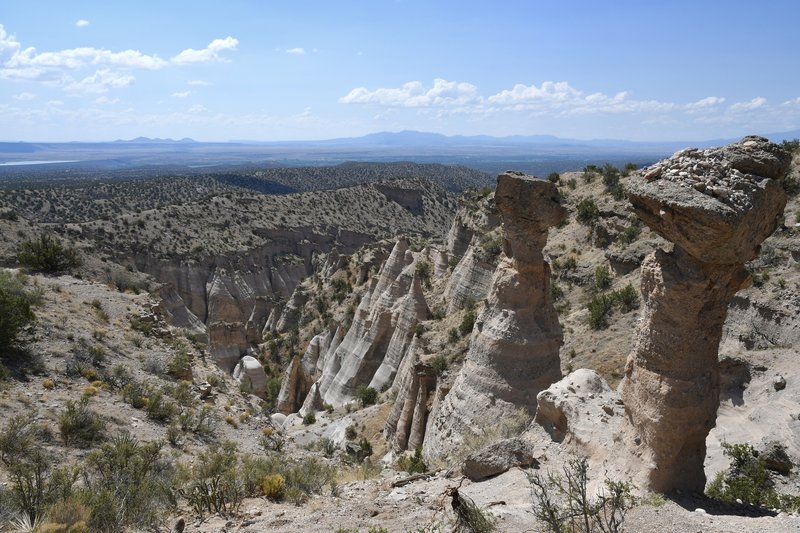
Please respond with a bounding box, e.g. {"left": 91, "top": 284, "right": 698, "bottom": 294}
{"left": 620, "top": 136, "right": 789, "bottom": 491}
{"left": 423, "top": 172, "right": 566, "bottom": 461}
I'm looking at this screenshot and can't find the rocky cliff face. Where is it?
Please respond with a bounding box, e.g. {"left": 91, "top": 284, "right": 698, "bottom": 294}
{"left": 383, "top": 339, "right": 438, "bottom": 453}
{"left": 618, "top": 136, "right": 789, "bottom": 492}
{"left": 276, "top": 238, "right": 432, "bottom": 412}
{"left": 424, "top": 172, "right": 566, "bottom": 462}
{"left": 316, "top": 239, "right": 431, "bottom": 407}
{"left": 136, "top": 227, "right": 373, "bottom": 370}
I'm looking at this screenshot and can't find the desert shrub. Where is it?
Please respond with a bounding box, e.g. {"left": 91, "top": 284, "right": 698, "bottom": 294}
{"left": 586, "top": 294, "right": 614, "bottom": 330}
{"left": 180, "top": 441, "right": 243, "bottom": 517}
{"left": 106, "top": 270, "right": 148, "bottom": 294}
{"left": 345, "top": 425, "right": 358, "bottom": 440}
{"left": 475, "top": 234, "right": 502, "bottom": 264}
{"left": 346, "top": 437, "right": 373, "bottom": 463}
{"left": 121, "top": 380, "right": 149, "bottom": 409}
{"left": 617, "top": 223, "right": 641, "bottom": 245}
{"left": 166, "top": 348, "right": 192, "bottom": 380}
{"left": 611, "top": 284, "right": 639, "bottom": 312}
{"left": 529, "top": 457, "right": 636, "bottom": 533}
{"left": 448, "top": 327, "right": 459, "bottom": 343}
{"left": 706, "top": 442, "right": 800, "bottom": 512}
{"left": 355, "top": 385, "right": 378, "bottom": 407}
{"left": 17, "top": 234, "right": 81, "bottom": 274}
{"left": 42, "top": 496, "right": 90, "bottom": 531}
{"left": 593, "top": 265, "right": 612, "bottom": 291}
{"left": 302, "top": 411, "right": 316, "bottom": 425}
{"left": 80, "top": 434, "right": 176, "bottom": 532}
{"left": 550, "top": 283, "right": 565, "bottom": 302}
{"left": 430, "top": 354, "right": 448, "bottom": 376}
{"left": 459, "top": 310, "right": 476, "bottom": 337}
{"left": 415, "top": 260, "right": 432, "bottom": 288}
{"left": 547, "top": 172, "right": 561, "bottom": 184}
{"left": 318, "top": 437, "right": 337, "bottom": 458}
{"left": 0, "top": 271, "right": 37, "bottom": 358}
{"left": 283, "top": 457, "right": 337, "bottom": 497}
{"left": 59, "top": 398, "right": 105, "bottom": 448}
{"left": 396, "top": 448, "right": 428, "bottom": 474}
{"left": 576, "top": 199, "right": 600, "bottom": 226}
{"left": 259, "top": 427, "right": 285, "bottom": 453}
{"left": 261, "top": 474, "right": 286, "bottom": 501}
{"left": 601, "top": 164, "right": 620, "bottom": 190}
{"left": 0, "top": 415, "right": 40, "bottom": 466}
{"left": 129, "top": 316, "right": 155, "bottom": 336}
{"left": 145, "top": 389, "right": 177, "bottom": 422}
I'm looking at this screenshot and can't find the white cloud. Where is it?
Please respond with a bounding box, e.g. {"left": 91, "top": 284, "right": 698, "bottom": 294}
{"left": 187, "top": 104, "right": 207, "bottom": 113}
{"left": 188, "top": 79, "right": 210, "bottom": 86}
{"left": 285, "top": 47, "right": 306, "bottom": 55}
{"left": 340, "top": 78, "right": 479, "bottom": 107}
{"left": 95, "top": 96, "right": 118, "bottom": 105}
{"left": 12, "top": 91, "right": 35, "bottom": 101}
{"left": 75, "top": 20, "right": 90, "bottom": 28}
{"left": 171, "top": 90, "right": 191, "bottom": 98}
{"left": 65, "top": 69, "right": 135, "bottom": 94}
{"left": 730, "top": 97, "right": 767, "bottom": 112}
{"left": 0, "top": 24, "right": 237, "bottom": 97}
{"left": 685, "top": 96, "right": 725, "bottom": 109}
{"left": 171, "top": 36, "right": 238, "bottom": 64}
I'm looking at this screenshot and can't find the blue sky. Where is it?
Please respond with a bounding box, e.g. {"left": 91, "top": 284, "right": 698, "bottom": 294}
{"left": 1, "top": 0, "right": 799, "bottom": 142}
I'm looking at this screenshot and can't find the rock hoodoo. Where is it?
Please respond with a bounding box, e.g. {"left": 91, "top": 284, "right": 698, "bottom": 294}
{"left": 619, "top": 136, "right": 789, "bottom": 492}
{"left": 424, "top": 172, "right": 566, "bottom": 460}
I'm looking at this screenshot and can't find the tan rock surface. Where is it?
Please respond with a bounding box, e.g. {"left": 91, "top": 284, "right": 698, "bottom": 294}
{"left": 424, "top": 172, "right": 566, "bottom": 462}
{"left": 618, "top": 137, "right": 789, "bottom": 492}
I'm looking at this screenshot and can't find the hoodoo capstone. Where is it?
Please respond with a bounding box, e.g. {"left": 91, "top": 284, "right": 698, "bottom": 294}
{"left": 619, "top": 136, "right": 789, "bottom": 492}
{"left": 424, "top": 172, "right": 566, "bottom": 460}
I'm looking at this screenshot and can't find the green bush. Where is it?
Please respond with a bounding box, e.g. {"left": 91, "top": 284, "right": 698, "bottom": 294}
{"left": 547, "top": 172, "right": 561, "bottom": 184}
{"left": 415, "top": 260, "right": 432, "bottom": 288}
{"left": 302, "top": 411, "right": 316, "bottom": 425}
{"left": 576, "top": 199, "right": 600, "bottom": 226}
{"left": 0, "top": 271, "right": 37, "bottom": 358}
{"left": 475, "top": 234, "right": 502, "bottom": 264}
{"left": 611, "top": 284, "right": 639, "bottom": 312}
{"left": 59, "top": 398, "right": 106, "bottom": 447}
{"left": 166, "top": 348, "right": 192, "bottom": 380}
{"left": 430, "top": 354, "right": 448, "bottom": 376}
{"left": 355, "top": 385, "right": 378, "bottom": 407}
{"left": 706, "top": 442, "right": 800, "bottom": 512}
{"left": 593, "top": 265, "right": 612, "bottom": 291}
{"left": 459, "top": 310, "right": 476, "bottom": 337}
{"left": 17, "top": 234, "right": 81, "bottom": 274}
{"left": 586, "top": 294, "right": 614, "bottom": 330}
{"left": 396, "top": 447, "right": 428, "bottom": 474}
{"left": 81, "top": 434, "right": 175, "bottom": 532}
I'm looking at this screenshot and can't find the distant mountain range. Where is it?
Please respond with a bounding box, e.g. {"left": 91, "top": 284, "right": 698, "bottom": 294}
{"left": 1, "top": 129, "right": 797, "bottom": 177}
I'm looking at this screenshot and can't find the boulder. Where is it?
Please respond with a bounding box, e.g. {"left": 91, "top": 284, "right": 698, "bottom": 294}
{"left": 535, "top": 369, "right": 620, "bottom": 452}
{"left": 233, "top": 355, "right": 267, "bottom": 397}
{"left": 461, "top": 437, "right": 538, "bottom": 481}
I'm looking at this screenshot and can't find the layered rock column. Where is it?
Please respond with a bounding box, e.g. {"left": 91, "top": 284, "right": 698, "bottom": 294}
{"left": 424, "top": 172, "right": 566, "bottom": 460}
{"left": 620, "top": 136, "right": 789, "bottom": 492}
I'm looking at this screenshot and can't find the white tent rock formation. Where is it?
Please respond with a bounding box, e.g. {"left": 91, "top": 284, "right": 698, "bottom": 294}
{"left": 617, "top": 136, "right": 790, "bottom": 492}
{"left": 424, "top": 172, "right": 566, "bottom": 460}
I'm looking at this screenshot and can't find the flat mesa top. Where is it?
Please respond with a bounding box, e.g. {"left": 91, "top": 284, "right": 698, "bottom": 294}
{"left": 626, "top": 136, "right": 789, "bottom": 264}
{"left": 637, "top": 137, "right": 789, "bottom": 212}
